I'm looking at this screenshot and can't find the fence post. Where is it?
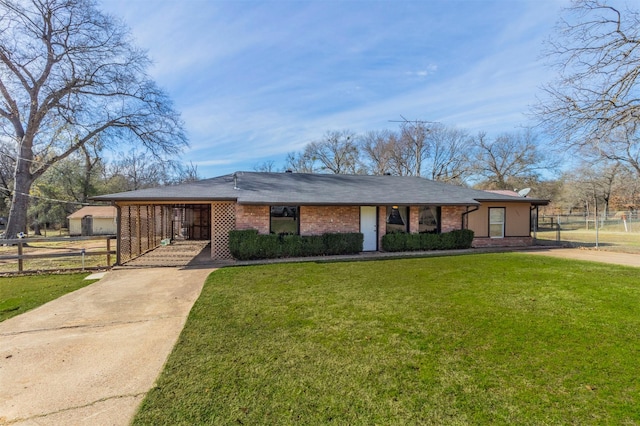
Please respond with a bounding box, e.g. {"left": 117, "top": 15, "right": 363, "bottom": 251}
{"left": 107, "top": 237, "right": 111, "bottom": 266}
{"left": 17, "top": 241, "right": 23, "bottom": 272}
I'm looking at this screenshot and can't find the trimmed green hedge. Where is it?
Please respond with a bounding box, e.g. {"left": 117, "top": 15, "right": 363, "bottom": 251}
{"left": 381, "top": 229, "right": 474, "bottom": 252}
{"left": 228, "top": 230, "right": 364, "bottom": 260}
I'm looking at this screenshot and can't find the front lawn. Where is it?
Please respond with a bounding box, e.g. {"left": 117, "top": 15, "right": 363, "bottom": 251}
{"left": 134, "top": 253, "right": 640, "bottom": 425}
{"left": 536, "top": 228, "right": 640, "bottom": 254}
{"left": 0, "top": 273, "right": 95, "bottom": 322}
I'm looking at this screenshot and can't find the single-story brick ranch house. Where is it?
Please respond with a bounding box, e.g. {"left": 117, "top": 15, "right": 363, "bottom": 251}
{"left": 92, "top": 171, "right": 548, "bottom": 264}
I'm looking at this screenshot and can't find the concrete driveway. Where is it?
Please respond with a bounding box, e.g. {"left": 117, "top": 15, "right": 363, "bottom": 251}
{"left": 523, "top": 247, "right": 640, "bottom": 268}
{"left": 0, "top": 264, "right": 215, "bottom": 425}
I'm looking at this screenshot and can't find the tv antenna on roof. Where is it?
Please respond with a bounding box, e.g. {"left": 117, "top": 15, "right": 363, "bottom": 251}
{"left": 389, "top": 115, "right": 439, "bottom": 126}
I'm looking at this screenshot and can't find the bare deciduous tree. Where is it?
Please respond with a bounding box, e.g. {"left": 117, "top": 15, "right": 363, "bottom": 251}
{"left": 108, "top": 148, "right": 184, "bottom": 191}
{"left": 360, "top": 129, "right": 416, "bottom": 176}
{"left": 538, "top": 0, "right": 640, "bottom": 175}
{"left": 253, "top": 160, "right": 277, "bottom": 173}
{"left": 559, "top": 160, "right": 624, "bottom": 218}
{"left": 423, "top": 124, "right": 472, "bottom": 184}
{"left": 285, "top": 123, "right": 476, "bottom": 183}
{"left": 284, "top": 150, "right": 317, "bottom": 173}
{"left": 360, "top": 130, "right": 394, "bottom": 175}
{"left": 399, "top": 120, "right": 430, "bottom": 176}
{"left": 385, "top": 132, "right": 414, "bottom": 176}
{"left": 305, "top": 130, "right": 360, "bottom": 174}
{"left": 359, "top": 124, "right": 472, "bottom": 181}
{"left": 170, "top": 161, "right": 200, "bottom": 184}
{"left": 470, "top": 130, "right": 552, "bottom": 190}
{"left": 610, "top": 165, "right": 640, "bottom": 210}
{"left": 0, "top": 0, "right": 187, "bottom": 238}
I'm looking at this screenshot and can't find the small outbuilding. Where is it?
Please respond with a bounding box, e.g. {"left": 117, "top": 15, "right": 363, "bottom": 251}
{"left": 92, "top": 172, "right": 549, "bottom": 264}
{"left": 67, "top": 206, "right": 117, "bottom": 236}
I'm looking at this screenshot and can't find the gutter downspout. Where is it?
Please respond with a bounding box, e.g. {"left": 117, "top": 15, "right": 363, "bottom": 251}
{"left": 530, "top": 205, "right": 538, "bottom": 243}
{"left": 461, "top": 206, "right": 479, "bottom": 230}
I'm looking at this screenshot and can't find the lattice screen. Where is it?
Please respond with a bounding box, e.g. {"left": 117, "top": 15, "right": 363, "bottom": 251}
{"left": 120, "top": 205, "right": 133, "bottom": 262}
{"left": 139, "top": 206, "right": 149, "bottom": 256}
{"left": 118, "top": 204, "right": 172, "bottom": 264}
{"left": 212, "top": 202, "right": 235, "bottom": 260}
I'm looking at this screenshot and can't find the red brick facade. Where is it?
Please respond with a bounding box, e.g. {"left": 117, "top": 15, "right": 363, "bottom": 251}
{"left": 409, "top": 207, "right": 419, "bottom": 233}
{"left": 472, "top": 236, "right": 533, "bottom": 248}
{"left": 377, "top": 205, "right": 386, "bottom": 249}
{"left": 234, "top": 204, "right": 361, "bottom": 235}
{"left": 299, "top": 206, "right": 360, "bottom": 235}
{"left": 235, "top": 204, "right": 269, "bottom": 234}
{"left": 232, "top": 203, "right": 534, "bottom": 251}
{"left": 236, "top": 204, "right": 467, "bottom": 236}
{"left": 441, "top": 206, "right": 466, "bottom": 232}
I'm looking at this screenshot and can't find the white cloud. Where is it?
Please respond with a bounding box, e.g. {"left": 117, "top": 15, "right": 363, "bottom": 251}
{"left": 98, "top": 0, "right": 572, "bottom": 177}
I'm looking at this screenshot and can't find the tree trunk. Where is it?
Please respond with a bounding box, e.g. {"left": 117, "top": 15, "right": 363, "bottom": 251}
{"left": 5, "top": 191, "right": 29, "bottom": 239}
{"left": 4, "top": 158, "right": 34, "bottom": 240}
{"left": 32, "top": 221, "right": 42, "bottom": 236}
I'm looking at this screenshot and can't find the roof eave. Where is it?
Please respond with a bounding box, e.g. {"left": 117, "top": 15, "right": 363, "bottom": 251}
{"left": 90, "top": 196, "right": 237, "bottom": 203}
{"left": 237, "top": 200, "right": 481, "bottom": 206}
{"left": 474, "top": 198, "right": 550, "bottom": 206}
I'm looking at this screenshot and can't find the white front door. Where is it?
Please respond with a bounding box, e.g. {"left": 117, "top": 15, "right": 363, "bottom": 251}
{"left": 360, "top": 206, "right": 377, "bottom": 251}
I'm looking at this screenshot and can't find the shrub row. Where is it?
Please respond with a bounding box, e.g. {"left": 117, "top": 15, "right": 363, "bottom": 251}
{"left": 228, "top": 230, "right": 364, "bottom": 260}
{"left": 381, "top": 229, "right": 474, "bottom": 252}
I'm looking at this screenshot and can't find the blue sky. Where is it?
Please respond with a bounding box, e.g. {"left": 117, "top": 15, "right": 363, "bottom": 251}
{"left": 100, "top": 0, "right": 569, "bottom": 178}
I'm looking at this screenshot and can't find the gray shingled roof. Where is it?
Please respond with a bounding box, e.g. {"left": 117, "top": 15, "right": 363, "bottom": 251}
{"left": 91, "top": 172, "right": 549, "bottom": 206}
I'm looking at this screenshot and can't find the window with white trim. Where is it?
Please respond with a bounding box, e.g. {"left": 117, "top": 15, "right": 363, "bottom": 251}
{"left": 489, "top": 207, "right": 505, "bottom": 238}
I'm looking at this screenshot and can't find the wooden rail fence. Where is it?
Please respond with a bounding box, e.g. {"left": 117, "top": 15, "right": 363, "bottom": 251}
{"left": 0, "top": 236, "right": 116, "bottom": 274}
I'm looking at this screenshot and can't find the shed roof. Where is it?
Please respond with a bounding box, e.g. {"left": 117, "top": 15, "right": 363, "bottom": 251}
{"left": 91, "top": 172, "right": 549, "bottom": 206}
{"left": 67, "top": 205, "right": 117, "bottom": 219}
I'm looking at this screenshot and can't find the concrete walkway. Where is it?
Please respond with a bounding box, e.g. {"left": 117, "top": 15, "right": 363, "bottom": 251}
{"left": 0, "top": 264, "right": 216, "bottom": 425}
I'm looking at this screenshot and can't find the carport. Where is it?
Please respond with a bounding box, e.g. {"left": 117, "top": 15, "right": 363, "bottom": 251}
{"left": 116, "top": 203, "right": 214, "bottom": 265}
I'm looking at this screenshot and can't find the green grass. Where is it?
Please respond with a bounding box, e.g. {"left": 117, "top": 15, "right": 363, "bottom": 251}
{"left": 134, "top": 253, "right": 640, "bottom": 425}
{"left": 537, "top": 228, "right": 640, "bottom": 254}
{"left": 0, "top": 273, "right": 95, "bottom": 322}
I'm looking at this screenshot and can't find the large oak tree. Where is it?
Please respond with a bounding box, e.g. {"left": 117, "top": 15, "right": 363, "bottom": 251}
{"left": 0, "top": 0, "right": 186, "bottom": 239}
{"left": 538, "top": 0, "right": 640, "bottom": 175}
